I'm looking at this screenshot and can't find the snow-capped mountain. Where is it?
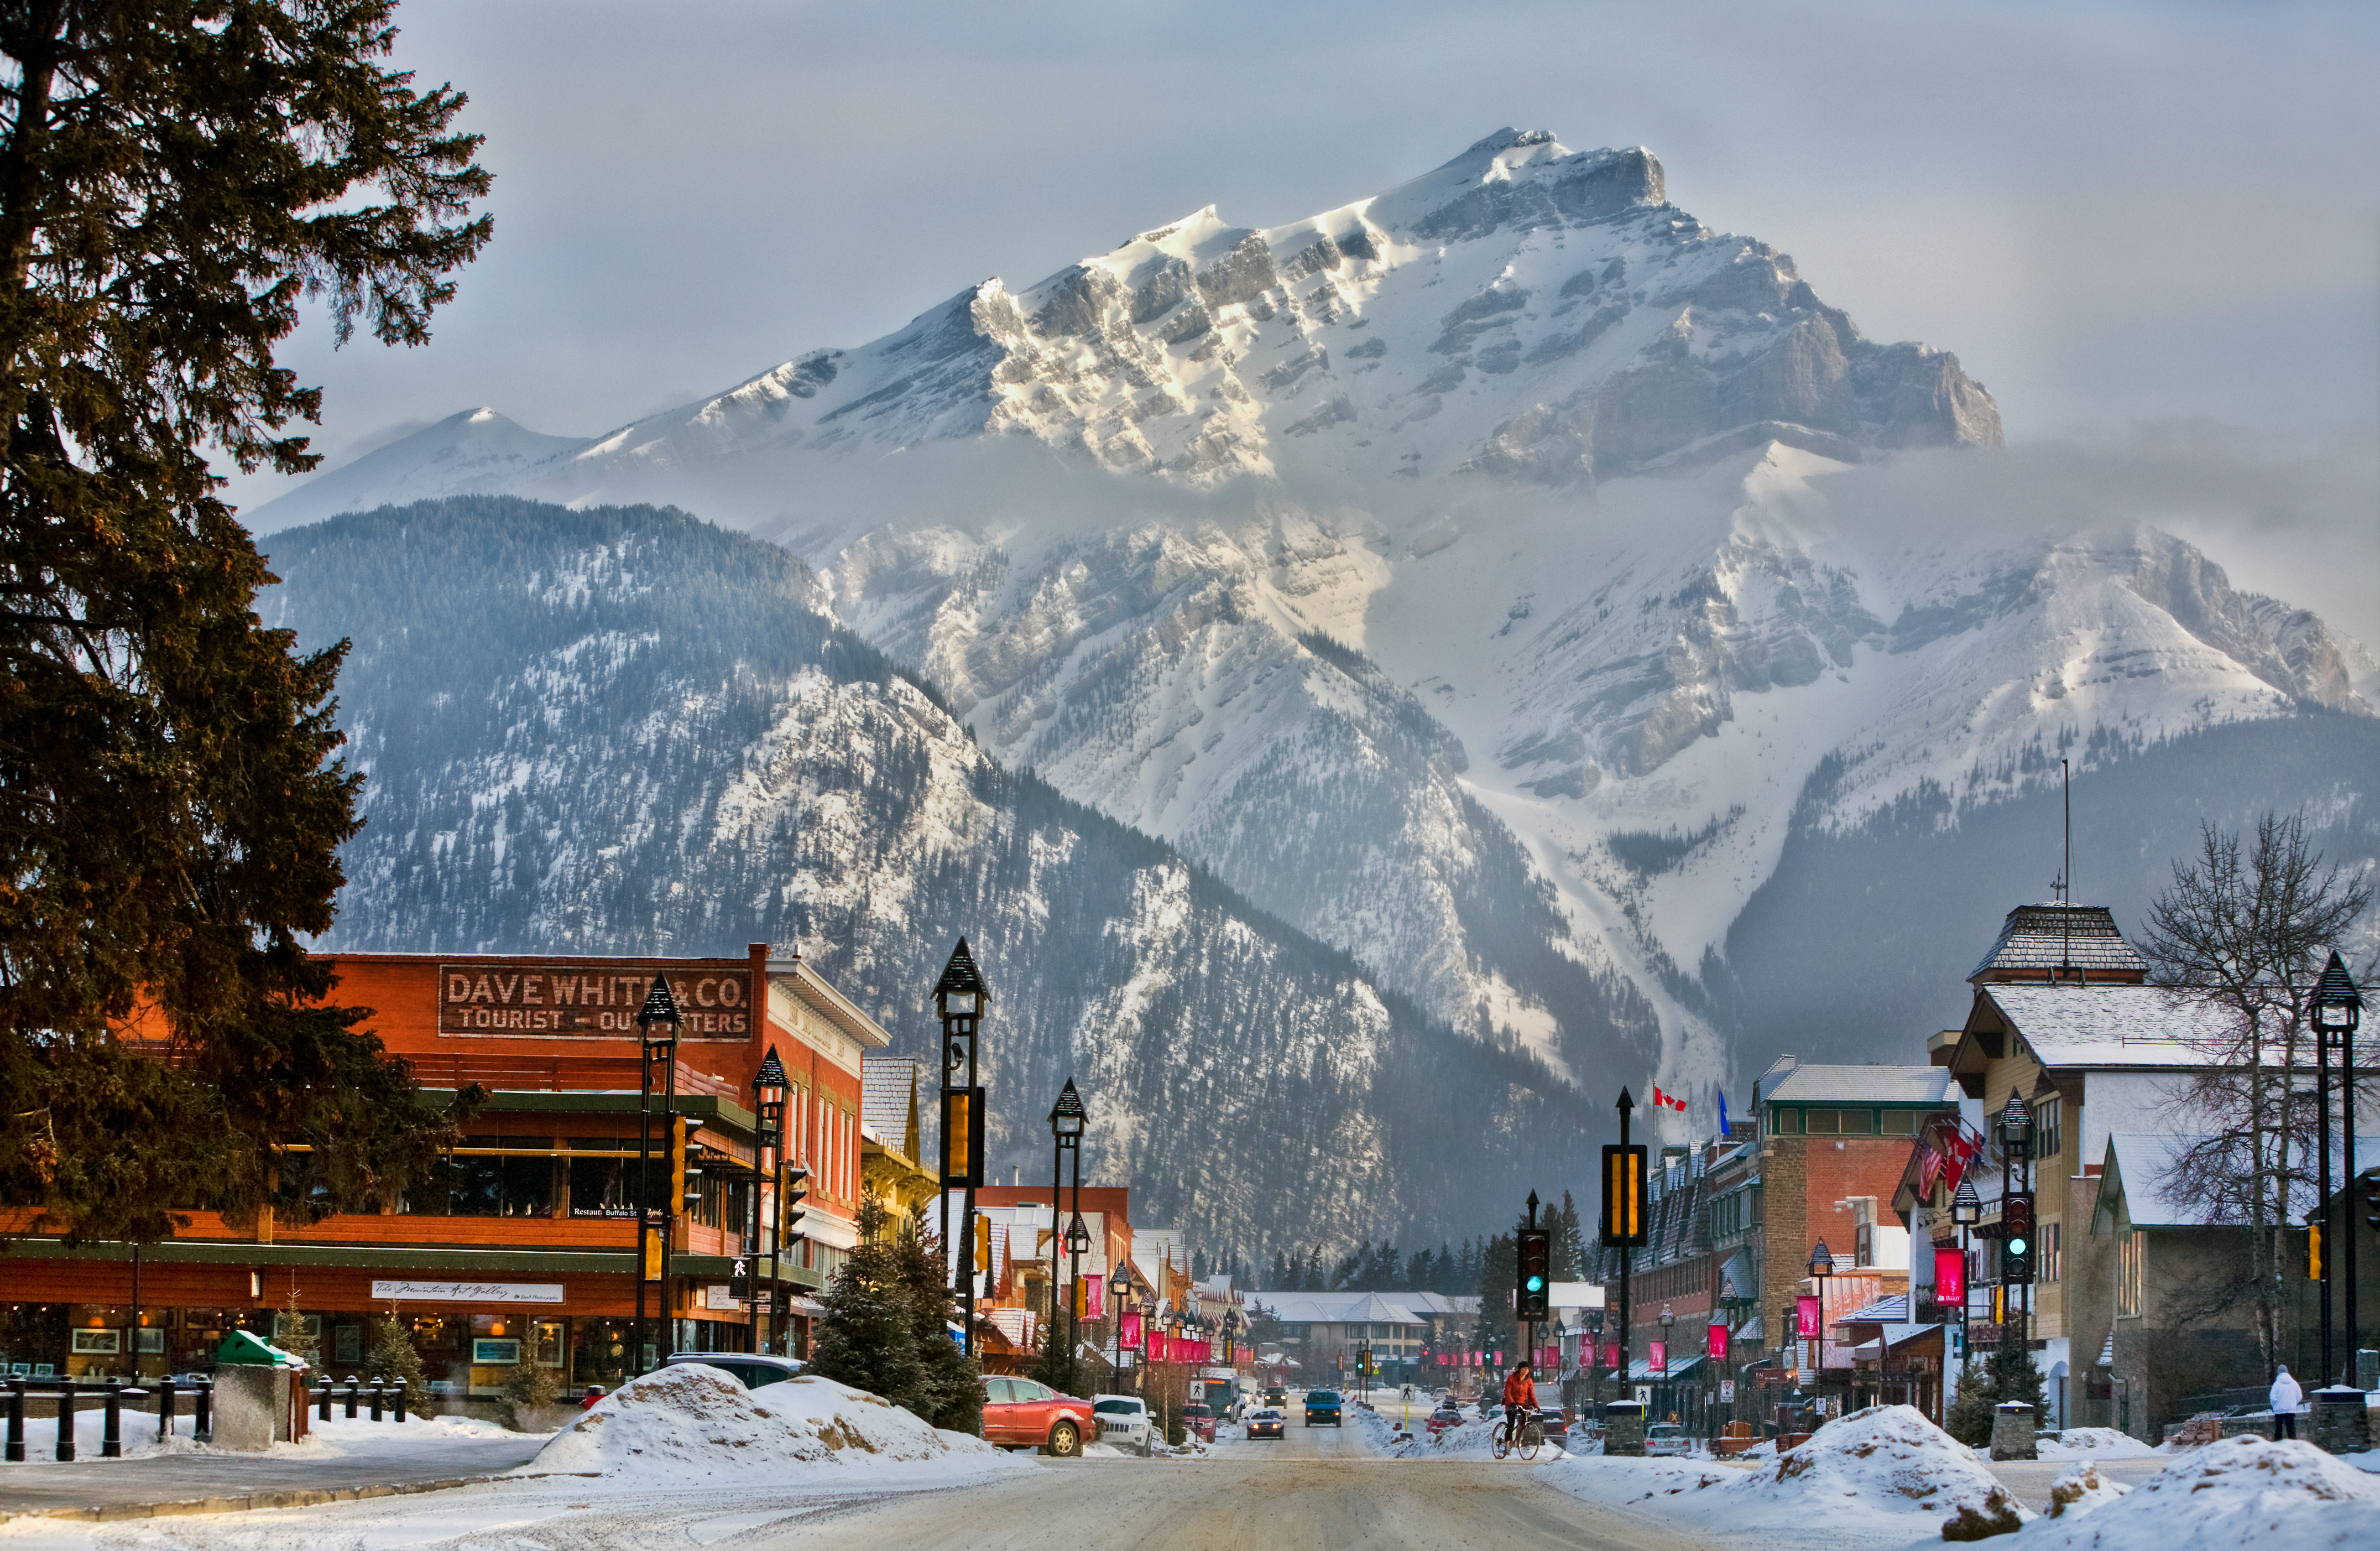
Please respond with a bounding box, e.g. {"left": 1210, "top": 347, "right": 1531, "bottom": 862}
{"left": 247, "top": 129, "right": 2376, "bottom": 1125}
{"left": 257, "top": 408, "right": 591, "bottom": 529}
{"left": 263, "top": 497, "right": 1590, "bottom": 1257}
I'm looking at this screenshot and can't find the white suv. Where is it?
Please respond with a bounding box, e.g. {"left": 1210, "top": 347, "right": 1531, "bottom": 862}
{"left": 1092, "top": 1393, "right": 1153, "bottom": 1453}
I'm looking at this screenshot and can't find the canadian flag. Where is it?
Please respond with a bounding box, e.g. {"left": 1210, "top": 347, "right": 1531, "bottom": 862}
{"left": 1650, "top": 1084, "right": 1689, "bottom": 1112}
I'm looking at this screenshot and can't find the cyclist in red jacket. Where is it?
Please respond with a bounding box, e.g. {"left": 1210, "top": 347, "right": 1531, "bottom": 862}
{"left": 1501, "top": 1362, "right": 1536, "bottom": 1440}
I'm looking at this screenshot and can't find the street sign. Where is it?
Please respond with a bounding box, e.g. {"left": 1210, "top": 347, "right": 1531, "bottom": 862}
{"left": 1719, "top": 1379, "right": 1736, "bottom": 1403}
{"left": 1633, "top": 1385, "right": 1652, "bottom": 1407}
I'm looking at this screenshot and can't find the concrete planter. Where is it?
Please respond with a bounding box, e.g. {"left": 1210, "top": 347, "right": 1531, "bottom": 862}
{"left": 1990, "top": 1401, "right": 2036, "bottom": 1461}
{"left": 2309, "top": 1388, "right": 2370, "bottom": 1456}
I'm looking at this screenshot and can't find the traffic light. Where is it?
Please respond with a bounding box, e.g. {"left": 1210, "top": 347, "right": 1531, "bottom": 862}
{"left": 941, "top": 1086, "right": 985, "bottom": 1188}
{"left": 667, "top": 1116, "right": 697, "bottom": 1216}
{"left": 1516, "top": 1227, "right": 1551, "bottom": 1320}
{"left": 781, "top": 1165, "right": 810, "bottom": 1238}
{"left": 2001, "top": 1196, "right": 2034, "bottom": 1284}
{"left": 2363, "top": 1168, "right": 2380, "bottom": 1232}
{"left": 1601, "top": 1144, "right": 1648, "bottom": 1246}
{"left": 2307, "top": 1216, "right": 2323, "bottom": 1281}
{"left": 974, "top": 1212, "right": 992, "bottom": 1272}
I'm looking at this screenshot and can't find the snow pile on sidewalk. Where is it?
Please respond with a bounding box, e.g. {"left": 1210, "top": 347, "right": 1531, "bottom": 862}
{"left": 2008, "top": 1437, "right": 2377, "bottom": 1551}
{"left": 2045, "top": 1462, "right": 2131, "bottom": 1518}
{"left": 2040, "top": 1427, "right": 2159, "bottom": 1461}
{"left": 1539, "top": 1406, "right": 2029, "bottom": 1543}
{"left": 528, "top": 1363, "right": 1001, "bottom": 1484}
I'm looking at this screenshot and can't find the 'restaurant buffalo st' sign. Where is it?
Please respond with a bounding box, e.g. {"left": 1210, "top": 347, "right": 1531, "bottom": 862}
{"left": 439, "top": 963, "right": 754, "bottom": 1040}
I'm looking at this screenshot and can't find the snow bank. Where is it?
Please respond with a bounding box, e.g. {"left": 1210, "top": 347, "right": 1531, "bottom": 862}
{"left": 2044, "top": 1462, "right": 2131, "bottom": 1518}
{"left": 1539, "top": 1405, "right": 2028, "bottom": 1544}
{"left": 2040, "top": 1426, "right": 2159, "bottom": 1461}
{"left": 2009, "top": 1437, "right": 2378, "bottom": 1551}
{"left": 528, "top": 1363, "right": 1000, "bottom": 1484}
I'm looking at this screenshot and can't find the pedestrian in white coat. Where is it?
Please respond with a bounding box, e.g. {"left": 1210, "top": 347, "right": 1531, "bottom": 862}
{"left": 2269, "top": 1365, "right": 2305, "bottom": 1440}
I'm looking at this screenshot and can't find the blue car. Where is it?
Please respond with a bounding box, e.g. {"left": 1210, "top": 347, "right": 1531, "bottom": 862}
{"left": 1304, "top": 1388, "right": 1343, "bottom": 1427}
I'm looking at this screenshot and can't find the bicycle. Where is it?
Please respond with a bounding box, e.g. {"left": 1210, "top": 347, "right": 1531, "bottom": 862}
{"left": 1491, "top": 1410, "right": 1546, "bottom": 1460}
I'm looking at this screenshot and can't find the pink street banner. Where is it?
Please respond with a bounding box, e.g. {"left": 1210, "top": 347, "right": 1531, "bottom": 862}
{"left": 1934, "top": 1246, "right": 1966, "bottom": 1307}
{"left": 1797, "top": 1294, "right": 1821, "bottom": 1339}
{"left": 1650, "top": 1339, "right": 1667, "bottom": 1376}
{"left": 1084, "top": 1278, "right": 1103, "bottom": 1320}
{"left": 1707, "top": 1323, "right": 1729, "bottom": 1360}
{"left": 1120, "top": 1310, "right": 1142, "bottom": 1351}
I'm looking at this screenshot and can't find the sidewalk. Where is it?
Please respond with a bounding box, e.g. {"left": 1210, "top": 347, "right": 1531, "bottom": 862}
{"left": 0, "top": 1416, "right": 551, "bottom": 1521}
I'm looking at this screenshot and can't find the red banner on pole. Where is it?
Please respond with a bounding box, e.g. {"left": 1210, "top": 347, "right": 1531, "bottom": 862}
{"left": 1796, "top": 1294, "right": 1821, "bottom": 1339}
{"left": 1707, "top": 1322, "right": 1729, "bottom": 1360}
{"left": 1650, "top": 1339, "right": 1667, "bottom": 1376}
{"left": 1934, "top": 1246, "right": 1966, "bottom": 1307}
{"left": 1120, "top": 1310, "right": 1142, "bottom": 1351}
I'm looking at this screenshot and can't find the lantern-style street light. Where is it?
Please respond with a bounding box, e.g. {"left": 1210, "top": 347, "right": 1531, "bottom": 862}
{"left": 1807, "top": 1241, "right": 1834, "bottom": 1406}
{"left": 753, "top": 1046, "right": 788, "bottom": 1355}
{"left": 634, "top": 975, "right": 682, "bottom": 1377}
{"left": 2311, "top": 953, "right": 2365, "bottom": 1381}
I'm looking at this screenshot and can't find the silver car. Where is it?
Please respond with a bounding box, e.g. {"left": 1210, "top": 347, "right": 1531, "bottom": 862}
{"left": 1645, "top": 1422, "right": 1693, "bottom": 1456}
{"left": 1092, "top": 1393, "right": 1153, "bottom": 1453}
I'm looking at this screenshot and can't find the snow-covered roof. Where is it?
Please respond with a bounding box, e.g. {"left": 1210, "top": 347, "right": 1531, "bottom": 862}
{"left": 1763, "top": 1065, "right": 1956, "bottom": 1106}
{"left": 1249, "top": 1291, "right": 1428, "bottom": 1326}
{"left": 860, "top": 1055, "right": 923, "bottom": 1158}
{"left": 1840, "top": 1293, "right": 1909, "bottom": 1324}
{"left": 1979, "top": 985, "right": 2236, "bottom": 1069}
{"left": 1969, "top": 903, "right": 2148, "bottom": 982}
{"left": 2099, "top": 1132, "right": 2226, "bottom": 1229}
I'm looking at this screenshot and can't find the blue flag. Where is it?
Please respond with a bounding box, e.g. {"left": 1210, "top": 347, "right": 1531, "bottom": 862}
{"left": 1718, "top": 1087, "right": 1730, "bottom": 1138}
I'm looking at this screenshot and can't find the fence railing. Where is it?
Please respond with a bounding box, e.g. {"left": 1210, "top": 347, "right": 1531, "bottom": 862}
{"left": 3, "top": 1375, "right": 423, "bottom": 1463}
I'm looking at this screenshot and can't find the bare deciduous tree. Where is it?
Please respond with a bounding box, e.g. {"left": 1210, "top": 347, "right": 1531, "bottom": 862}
{"left": 2143, "top": 813, "right": 2372, "bottom": 1373}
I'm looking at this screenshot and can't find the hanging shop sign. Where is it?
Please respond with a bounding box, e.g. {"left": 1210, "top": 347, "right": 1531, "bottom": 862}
{"left": 439, "top": 964, "right": 753, "bottom": 1039}
{"left": 370, "top": 1280, "right": 566, "bottom": 1304}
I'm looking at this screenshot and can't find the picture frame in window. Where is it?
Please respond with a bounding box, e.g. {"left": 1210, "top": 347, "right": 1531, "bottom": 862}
{"left": 472, "top": 1337, "right": 523, "bottom": 1365}
{"left": 136, "top": 1328, "right": 164, "bottom": 1354}
{"left": 71, "top": 1329, "right": 121, "bottom": 1355}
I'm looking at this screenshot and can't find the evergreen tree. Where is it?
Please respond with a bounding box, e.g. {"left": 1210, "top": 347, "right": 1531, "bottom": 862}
{"left": 892, "top": 1217, "right": 982, "bottom": 1433}
{"left": 1985, "top": 1334, "right": 2045, "bottom": 1418}
{"left": 1944, "top": 1356, "right": 1996, "bottom": 1448}
{"left": 808, "top": 1196, "right": 925, "bottom": 1411}
{"left": 1269, "top": 1250, "right": 1290, "bottom": 1289}
{"left": 367, "top": 1305, "right": 425, "bottom": 1392}
{"left": 1302, "top": 1245, "right": 1325, "bottom": 1292}
{"left": 1553, "top": 1191, "right": 1586, "bottom": 1279}
{"left": 0, "top": 0, "right": 490, "bottom": 1242}
{"left": 1475, "top": 1231, "right": 1518, "bottom": 1350}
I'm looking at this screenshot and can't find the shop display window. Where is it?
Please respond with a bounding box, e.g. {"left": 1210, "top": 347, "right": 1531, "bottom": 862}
{"left": 570, "top": 1140, "right": 638, "bottom": 1217}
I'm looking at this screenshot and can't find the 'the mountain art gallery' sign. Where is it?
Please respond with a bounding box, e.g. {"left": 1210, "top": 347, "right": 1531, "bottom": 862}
{"left": 439, "top": 962, "right": 754, "bottom": 1040}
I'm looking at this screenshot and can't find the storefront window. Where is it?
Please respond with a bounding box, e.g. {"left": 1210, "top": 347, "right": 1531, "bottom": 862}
{"left": 570, "top": 1140, "right": 638, "bottom": 1217}
{"left": 448, "top": 1138, "right": 555, "bottom": 1217}
{"left": 573, "top": 1319, "right": 632, "bottom": 1388}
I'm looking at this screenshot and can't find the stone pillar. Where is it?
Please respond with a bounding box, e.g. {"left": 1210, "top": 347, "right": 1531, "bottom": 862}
{"left": 1991, "top": 1401, "right": 2036, "bottom": 1461}
{"left": 1604, "top": 1400, "right": 1646, "bottom": 1457}
{"left": 2310, "top": 1388, "right": 2371, "bottom": 1456}
{"left": 2358, "top": 1351, "right": 2377, "bottom": 1393}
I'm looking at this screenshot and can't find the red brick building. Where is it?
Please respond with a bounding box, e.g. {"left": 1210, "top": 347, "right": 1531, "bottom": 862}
{"left": 0, "top": 946, "right": 887, "bottom": 1397}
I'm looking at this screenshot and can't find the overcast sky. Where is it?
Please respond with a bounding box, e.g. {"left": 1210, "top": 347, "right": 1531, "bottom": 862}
{"left": 230, "top": 0, "right": 2379, "bottom": 638}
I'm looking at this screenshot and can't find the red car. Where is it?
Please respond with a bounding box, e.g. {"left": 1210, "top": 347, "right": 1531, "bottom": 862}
{"left": 1182, "top": 1402, "right": 1217, "bottom": 1442}
{"left": 980, "top": 1376, "right": 1094, "bottom": 1457}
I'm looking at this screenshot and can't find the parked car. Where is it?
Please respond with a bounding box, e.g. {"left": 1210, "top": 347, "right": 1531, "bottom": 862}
{"left": 1304, "top": 1388, "right": 1343, "bottom": 1427}
{"left": 1645, "top": 1422, "right": 1692, "bottom": 1456}
{"left": 1425, "top": 1403, "right": 1466, "bottom": 1439}
{"left": 1535, "top": 1406, "right": 1572, "bottom": 1447}
{"left": 659, "top": 1353, "right": 805, "bottom": 1389}
{"left": 1182, "top": 1402, "right": 1218, "bottom": 1442}
{"left": 1092, "top": 1393, "right": 1153, "bottom": 1453}
{"left": 980, "top": 1375, "right": 1095, "bottom": 1456}
{"left": 1246, "top": 1407, "right": 1286, "bottom": 1440}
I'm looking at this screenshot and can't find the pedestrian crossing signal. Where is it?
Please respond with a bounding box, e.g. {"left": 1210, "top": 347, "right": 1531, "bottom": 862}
{"left": 1600, "top": 1144, "right": 1648, "bottom": 1246}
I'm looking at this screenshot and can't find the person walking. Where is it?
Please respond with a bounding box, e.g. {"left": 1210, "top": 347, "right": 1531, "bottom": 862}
{"left": 2269, "top": 1365, "right": 2304, "bottom": 1441}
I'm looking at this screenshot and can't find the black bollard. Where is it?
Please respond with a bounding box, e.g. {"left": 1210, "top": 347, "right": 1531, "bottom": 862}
{"left": 193, "top": 1378, "right": 211, "bottom": 1445}
{"left": 368, "top": 1376, "right": 384, "bottom": 1422}
{"left": 158, "top": 1377, "right": 176, "bottom": 1441}
{"left": 5, "top": 1379, "right": 23, "bottom": 1463}
{"left": 344, "top": 1376, "right": 359, "bottom": 1420}
{"left": 102, "top": 1377, "right": 123, "bottom": 1459}
{"left": 392, "top": 1378, "right": 408, "bottom": 1424}
{"left": 317, "top": 1376, "right": 333, "bottom": 1423}
{"left": 55, "top": 1382, "right": 75, "bottom": 1462}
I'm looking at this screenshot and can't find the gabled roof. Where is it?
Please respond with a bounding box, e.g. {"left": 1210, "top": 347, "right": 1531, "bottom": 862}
{"left": 1969, "top": 903, "right": 2147, "bottom": 983}
{"left": 1840, "top": 1293, "right": 1908, "bottom": 1324}
{"left": 860, "top": 1055, "right": 924, "bottom": 1156}
{"left": 1969, "top": 984, "right": 2236, "bottom": 1071}
{"left": 1763, "top": 1064, "right": 1958, "bottom": 1106}
{"left": 1246, "top": 1291, "right": 1428, "bottom": 1326}
{"left": 2096, "top": 1132, "right": 2226, "bottom": 1230}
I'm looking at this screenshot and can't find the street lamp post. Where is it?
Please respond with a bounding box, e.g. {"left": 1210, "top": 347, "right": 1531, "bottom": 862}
{"left": 752, "top": 1047, "right": 787, "bottom": 1354}
{"left": 1658, "top": 1304, "right": 1676, "bottom": 1427}
{"left": 1048, "top": 1079, "right": 1086, "bottom": 1389}
{"left": 1951, "top": 1177, "right": 1982, "bottom": 1378}
{"left": 2311, "top": 952, "right": 2365, "bottom": 1385}
{"left": 1808, "top": 1241, "right": 1834, "bottom": 1415}
{"left": 634, "top": 975, "right": 682, "bottom": 1377}
{"left": 935, "top": 941, "right": 988, "bottom": 1357}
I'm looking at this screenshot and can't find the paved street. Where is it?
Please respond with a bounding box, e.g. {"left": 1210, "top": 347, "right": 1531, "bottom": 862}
{"left": 0, "top": 1432, "right": 551, "bottom": 1516}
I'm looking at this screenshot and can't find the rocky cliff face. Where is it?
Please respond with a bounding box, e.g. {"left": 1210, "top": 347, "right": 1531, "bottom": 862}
{"left": 263, "top": 497, "right": 1598, "bottom": 1257}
